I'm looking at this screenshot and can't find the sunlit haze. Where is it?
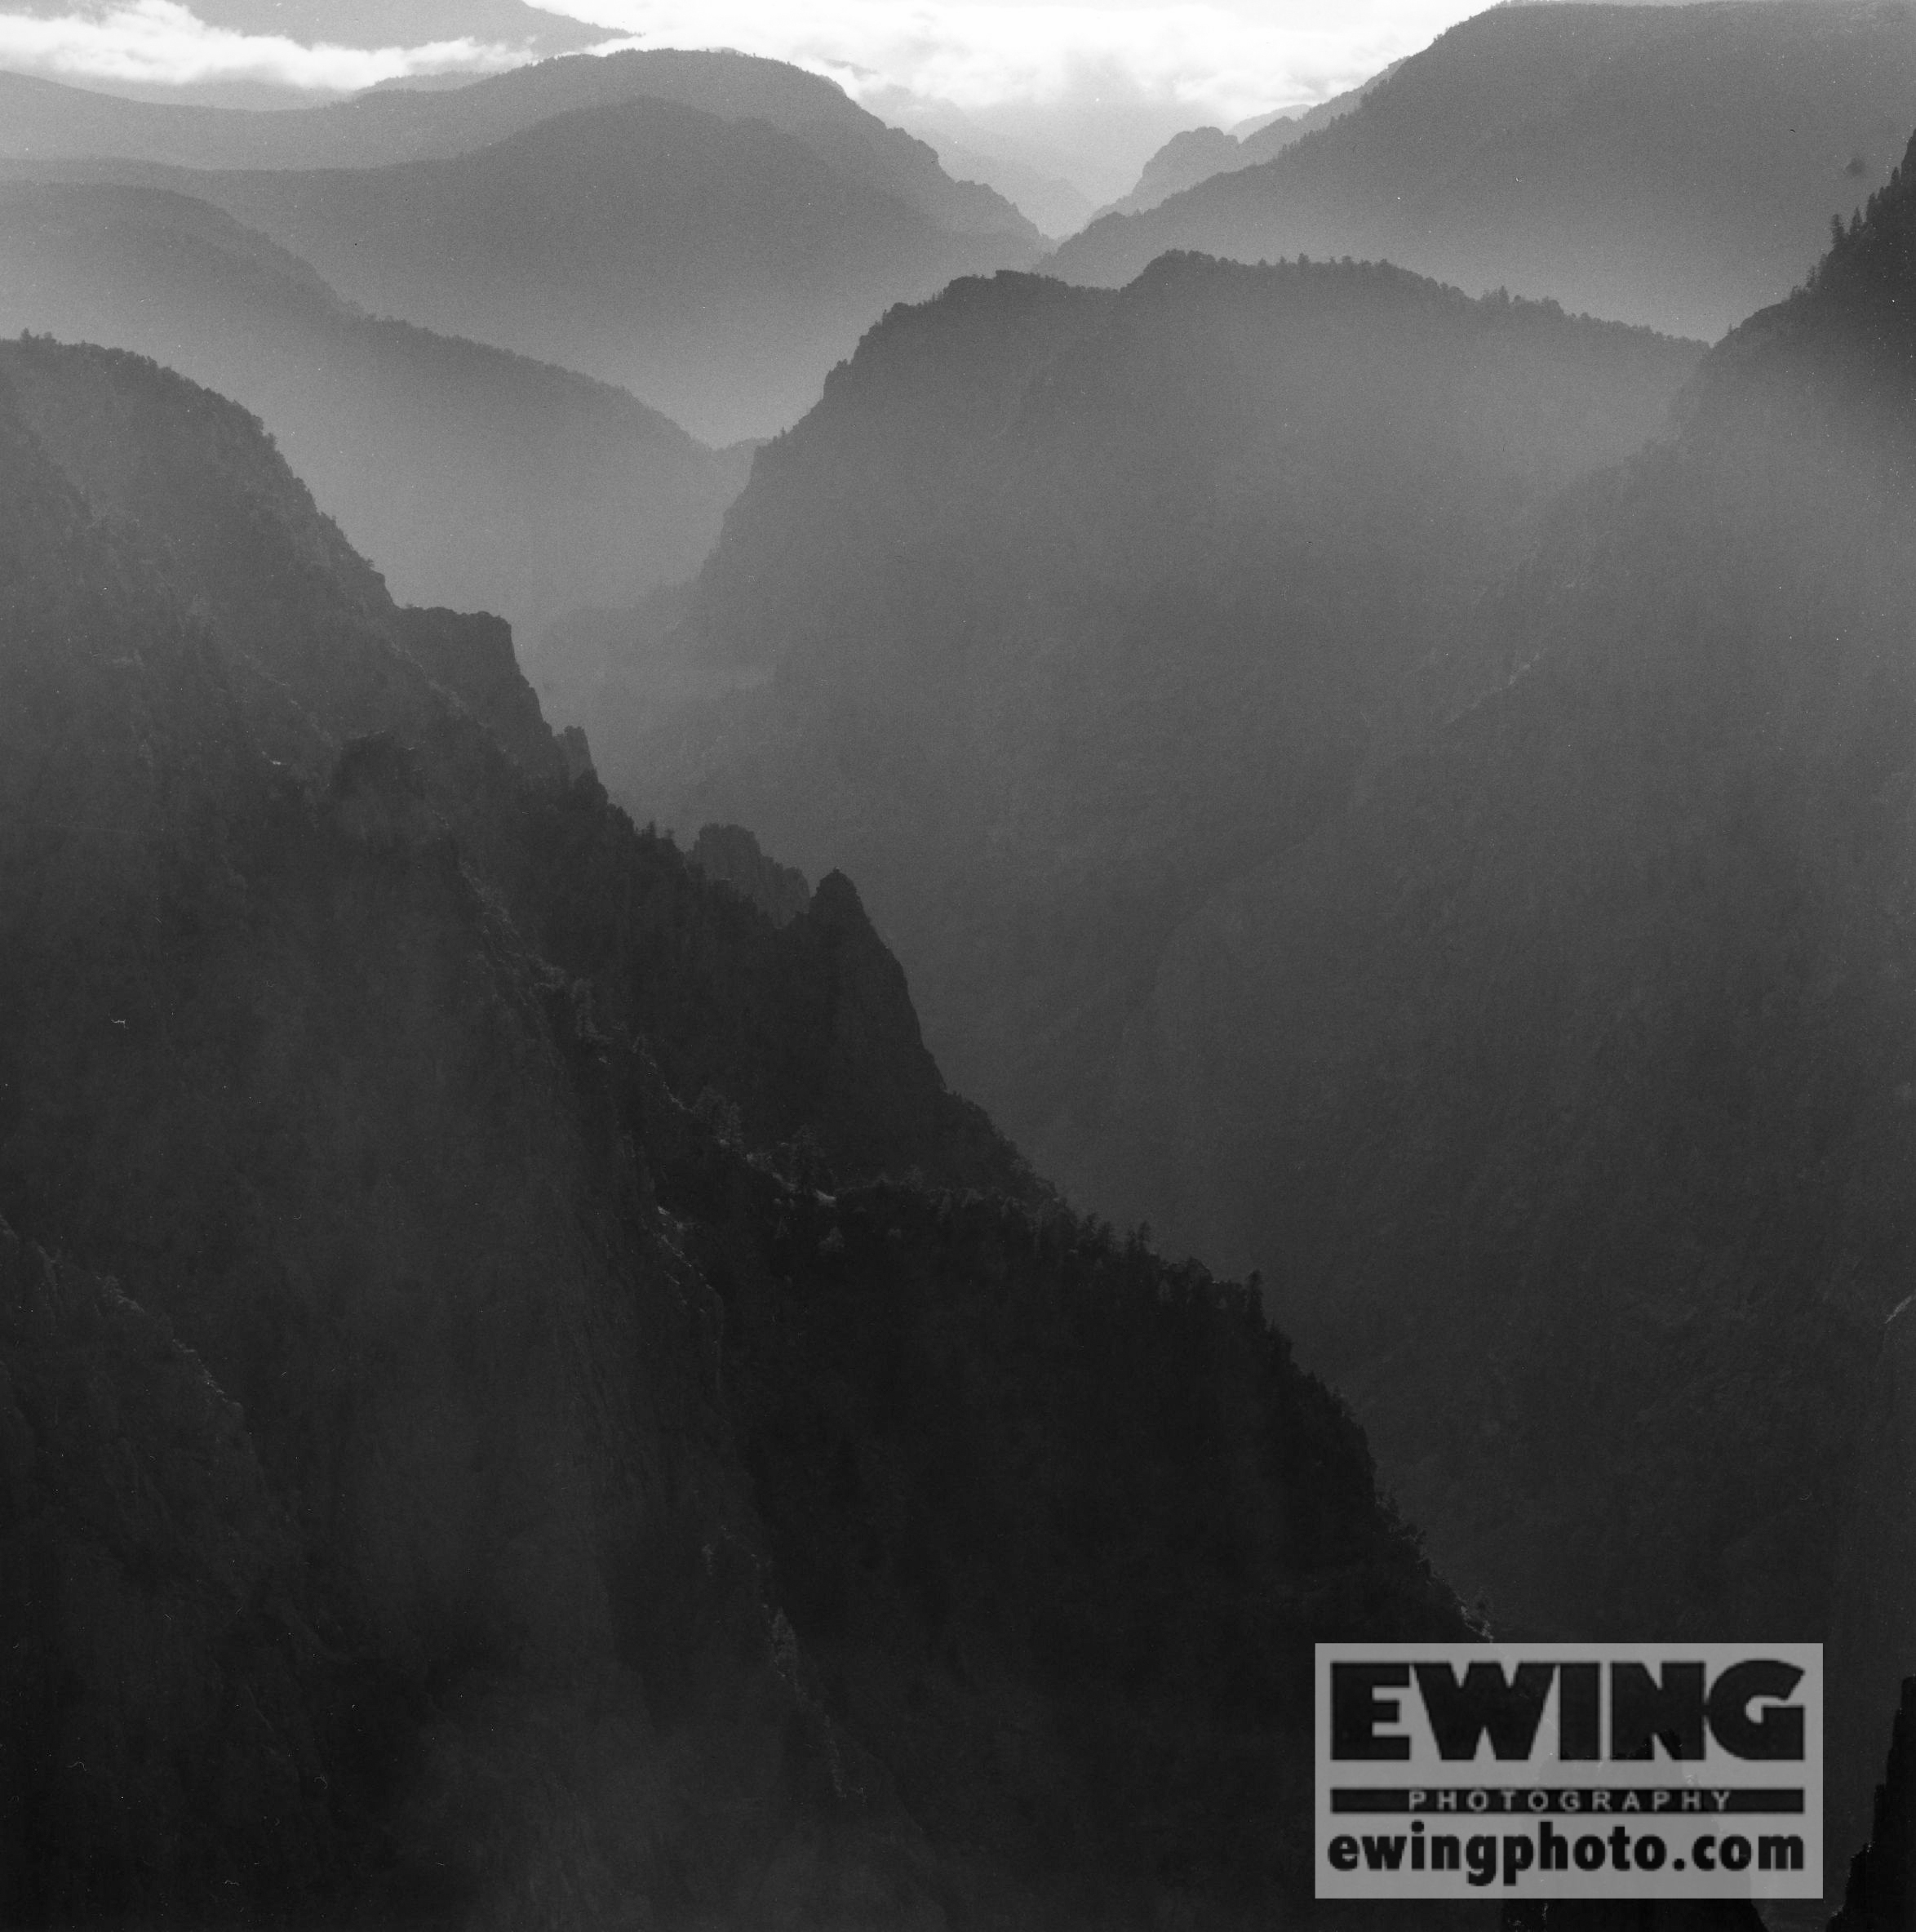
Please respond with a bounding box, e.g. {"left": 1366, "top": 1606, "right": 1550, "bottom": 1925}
{"left": 0, "top": 1, "right": 1506, "bottom": 196}
{"left": 0, "top": 1, "right": 1497, "bottom": 189}
{"left": 534, "top": 1, "right": 1483, "bottom": 122}
{"left": 0, "top": 1, "right": 1488, "bottom": 105}
{"left": 540, "top": 0, "right": 1495, "bottom": 193}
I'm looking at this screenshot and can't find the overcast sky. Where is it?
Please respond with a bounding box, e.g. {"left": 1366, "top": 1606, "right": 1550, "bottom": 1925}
{"left": 0, "top": 1, "right": 1491, "bottom": 118}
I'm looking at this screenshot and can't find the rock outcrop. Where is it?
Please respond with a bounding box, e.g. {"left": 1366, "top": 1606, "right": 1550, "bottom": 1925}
{"left": 690, "top": 821, "right": 812, "bottom": 928}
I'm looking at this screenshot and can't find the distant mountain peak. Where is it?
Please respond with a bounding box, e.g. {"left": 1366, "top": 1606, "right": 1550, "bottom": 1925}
{"left": 1090, "top": 63, "right": 1397, "bottom": 221}
{"left": 0, "top": 53, "right": 1044, "bottom": 442}
{"left": 1050, "top": 1, "right": 1916, "bottom": 341}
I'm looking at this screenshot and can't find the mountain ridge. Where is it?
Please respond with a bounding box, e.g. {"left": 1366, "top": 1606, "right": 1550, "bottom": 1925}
{"left": 1064, "top": 126, "right": 1916, "bottom": 1909}
{"left": 0, "top": 177, "right": 747, "bottom": 631}
{"left": 0, "top": 47, "right": 1037, "bottom": 248}
{"left": 1095, "top": 64, "right": 1398, "bottom": 221}
{"left": 589, "top": 252, "right": 1701, "bottom": 1216}
{"left": 1049, "top": 1, "right": 1916, "bottom": 343}
{"left": 0, "top": 91, "right": 1046, "bottom": 439}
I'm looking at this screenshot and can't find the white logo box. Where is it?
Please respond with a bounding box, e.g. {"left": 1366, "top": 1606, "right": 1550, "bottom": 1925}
{"left": 1315, "top": 1642, "right": 1821, "bottom": 1902}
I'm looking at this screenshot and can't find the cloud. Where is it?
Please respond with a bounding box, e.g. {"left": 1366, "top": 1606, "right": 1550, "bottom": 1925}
{"left": 0, "top": 2, "right": 1485, "bottom": 129}
{"left": 528, "top": 1, "right": 1481, "bottom": 122}
{"left": 0, "top": 0, "right": 530, "bottom": 92}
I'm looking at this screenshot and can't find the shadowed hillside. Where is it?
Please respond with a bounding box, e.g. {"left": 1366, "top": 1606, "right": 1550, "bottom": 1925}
{"left": 1059, "top": 127, "right": 1916, "bottom": 1911}
{"left": 1050, "top": 1, "right": 1916, "bottom": 341}
{"left": 531, "top": 143, "right": 1916, "bottom": 1906}
{"left": 0, "top": 335, "right": 1475, "bottom": 1929}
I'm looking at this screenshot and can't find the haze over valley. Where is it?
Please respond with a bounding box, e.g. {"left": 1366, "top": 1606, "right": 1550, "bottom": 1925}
{"left": 2, "top": 6, "right": 1914, "bottom": 1929}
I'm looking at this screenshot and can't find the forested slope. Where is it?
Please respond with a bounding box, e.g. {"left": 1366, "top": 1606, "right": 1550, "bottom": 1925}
{"left": 1071, "top": 131, "right": 1916, "bottom": 1905}
{"left": 0, "top": 337, "right": 1469, "bottom": 1929}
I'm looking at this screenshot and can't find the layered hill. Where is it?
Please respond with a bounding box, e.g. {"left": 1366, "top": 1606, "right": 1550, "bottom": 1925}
{"left": 0, "top": 49, "right": 1044, "bottom": 439}
{"left": 0, "top": 180, "right": 745, "bottom": 633}
{"left": 0, "top": 336, "right": 1470, "bottom": 1927}
{"left": 0, "top": 46, "right": 1038, "bottom": 242}
{"left": 1050, "top": 1, "right": 1916, "bottom": 341}
{"left": 598, "top": 254, "right": 1699, "bottom": 1205}
{"left": 6, "top": 94, "right": 1043, "bottom": 440}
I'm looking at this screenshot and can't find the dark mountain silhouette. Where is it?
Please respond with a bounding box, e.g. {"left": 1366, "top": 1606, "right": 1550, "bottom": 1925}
{"left": 1830, "top": 1679, "right": 1916, "bottom": 1931}
{"left": 0, "top": 335, "right": 1472, "bottom": 1927}
{"left": 690, "top": 822, "right": 814, "bottom": 927}
{"left": 2, "top": 87, "right": 1044, "bottom": 439}
{"left": 1050, "top": 1, "right": 1916, "bottom": 341}
{"left": 594, "top": 254, "right": 1698, "bottom": 1212}
{"left": 1099, "top": 65, "right": 1396, "bottom": 220}
{"left": 1827, "top": 1297, "right": 1916, "bottom": 1897}
{"left": 1056, "top": 128, "right": 1916, "bottom": 1910}
{"left": 561, "top": 175, "right": 1916, "bottom": 1900}
{"left": 1503, "top": 1903, "right": 1765, "bottom": 1931}
{"left": 0, "top": 180, "right": 745, "bottom": 633}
